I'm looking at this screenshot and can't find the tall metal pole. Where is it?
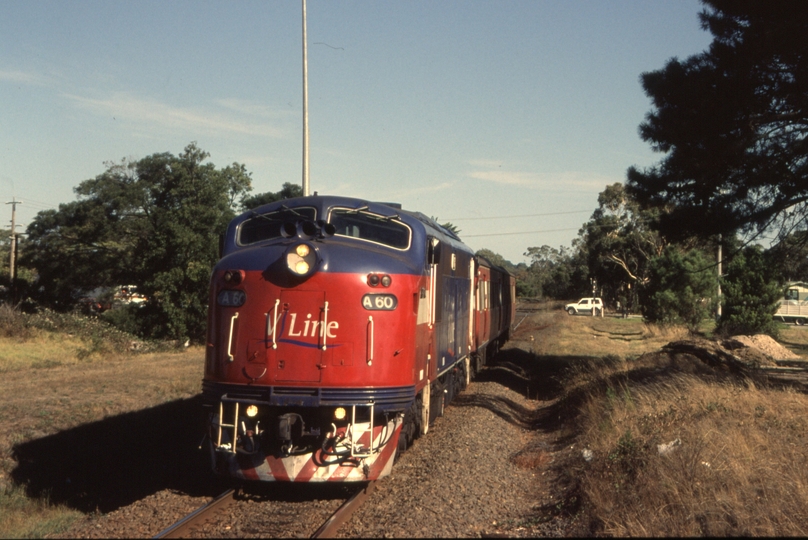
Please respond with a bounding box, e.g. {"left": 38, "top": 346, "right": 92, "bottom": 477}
{"left": 6, "top": 198, "right": 21, "bottom": 287}
{"left": 302, "top": 0, "right": 310, "bottom": 196}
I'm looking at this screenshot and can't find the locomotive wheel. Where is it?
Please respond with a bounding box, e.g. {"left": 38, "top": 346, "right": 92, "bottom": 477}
{"left": 397, "top": 403, "right": 417, "bottom": 459}
{"left": 428, "top": 379, "right": 445, "bottom": 423}
{"left": 476, "top": 347, "right": 486, "bottom": 373}
{"left": 436, "top": 379, "right": 446, "bottom": 417}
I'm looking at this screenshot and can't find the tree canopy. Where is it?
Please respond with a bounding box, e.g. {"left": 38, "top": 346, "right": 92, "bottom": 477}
{"left": 23, "top": 143, "right": 252, "bottom": 341}
{"left": 627, "top": 0, "right": 808, "bottom": 242}
{"left": 241, "top": 182, "right": 302, "bottom": 211}
{"left": 580, "top": 183, "right": 664, "bottom": 301}
{"left": 640, "top": 246, "right": 718, "bottom": 330}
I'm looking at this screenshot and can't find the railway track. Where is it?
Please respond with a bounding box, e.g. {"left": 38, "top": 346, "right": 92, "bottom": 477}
{"left": 154, "top": 482, "right": 377, "bottom": 539}
{"left": 154, "top": 488, "right": 236, "bottom": 539}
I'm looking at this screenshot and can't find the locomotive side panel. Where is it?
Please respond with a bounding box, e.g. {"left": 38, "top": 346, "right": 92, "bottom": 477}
{"left": 432, "top": 245, "right": 472, "bottom": 376}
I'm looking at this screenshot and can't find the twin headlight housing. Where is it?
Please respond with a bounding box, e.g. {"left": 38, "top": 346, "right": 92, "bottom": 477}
{"left": 286, "top": 242, "right": 317, "bottom": 277}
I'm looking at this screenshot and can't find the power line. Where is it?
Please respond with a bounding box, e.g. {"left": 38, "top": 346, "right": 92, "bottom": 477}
{"left": 446, "top": 209, "right": 592, "bottom": 222}
{"left": 463, "top": 227, "right": 580, "bottom": 238}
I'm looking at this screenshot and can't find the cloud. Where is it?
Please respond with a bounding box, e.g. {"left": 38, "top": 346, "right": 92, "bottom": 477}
{"left": 0, "top": 69, "right": 49, "bottom": 86}
{"left": 63, "top": 92, "right": 288, "bottom": 138}
{"left": 215, "top": 98, "right": 295, "bottom": 120}
{"left": 393, "top": 181, "right": 454, "bottom": 198}
{"left": 468, "top": 159, "right": 505, "bottom": 168}
{"left": 468, "top": 169, "right": 539, "bottom": 186}
{"left": 467, "top": 161, "right": 619, "bottom": 191}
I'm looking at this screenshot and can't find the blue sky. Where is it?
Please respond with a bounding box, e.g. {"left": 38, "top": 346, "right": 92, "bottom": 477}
{"left": 0, "top": 0, "right": 712, "bottom": 264}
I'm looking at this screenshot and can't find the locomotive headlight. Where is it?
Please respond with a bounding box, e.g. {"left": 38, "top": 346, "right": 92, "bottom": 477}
{"left": 285, "top": 242, "right": 317, "bottom": 276}
{"left": 334, "top": 407, "right": 347, "bottom": 421}
{"left": 246, "top": 405, "right": 259, "bottom": 417}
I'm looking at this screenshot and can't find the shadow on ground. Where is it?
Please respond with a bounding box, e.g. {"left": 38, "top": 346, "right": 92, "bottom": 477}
{"left": 474, "top": 347, "right": 590, "bottom": 400}
{"left": 11, "top": 396, "right": 217, "bottom": 513}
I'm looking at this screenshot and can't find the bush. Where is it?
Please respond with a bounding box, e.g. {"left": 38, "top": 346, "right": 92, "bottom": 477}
{"left": 0, "top": 303, "right": 33, "bottom": 339}
{"left": 715, "top": 245, "right": 782, "bottom": 338}
{"left": 640, "top": 246, "right": 718, "bottom": 331}
{"left": 99, "top": 304, "right": 143, "bottom": 337}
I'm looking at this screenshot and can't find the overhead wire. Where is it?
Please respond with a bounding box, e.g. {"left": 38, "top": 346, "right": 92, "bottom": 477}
{"left": 445, "top": 209, "right": 592, "bottom": 222}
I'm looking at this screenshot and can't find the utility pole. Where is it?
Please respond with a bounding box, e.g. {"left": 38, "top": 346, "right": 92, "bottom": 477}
{"left": 302, "top": 0, "right": 310, "bottom": 196}
{"left": 6, "top": 198, "right": 21, "bottom": 290}
{"left": 717, "top": 233, "right": 722, "bottom": 320}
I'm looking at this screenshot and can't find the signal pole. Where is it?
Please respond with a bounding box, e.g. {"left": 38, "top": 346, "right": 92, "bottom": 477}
{"left": 6, "top": 198, "right": 21, "bottom": 289}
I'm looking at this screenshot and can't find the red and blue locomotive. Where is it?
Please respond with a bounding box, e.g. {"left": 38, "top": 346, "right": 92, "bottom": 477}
{"left": 202, "top": 195, "right": 515, "bottom": 482}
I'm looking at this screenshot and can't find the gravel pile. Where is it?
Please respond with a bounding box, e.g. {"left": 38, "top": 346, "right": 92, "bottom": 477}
{"left": 730, "top": 334, "right": 802, "bottom": 361}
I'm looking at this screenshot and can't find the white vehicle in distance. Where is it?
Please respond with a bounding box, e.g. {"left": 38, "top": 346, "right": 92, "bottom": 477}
{"left": 565, "top": 297, "right": 604, "bottom": 316}
{"left": 114, "top": 285, "right": 147, "bottom": 305}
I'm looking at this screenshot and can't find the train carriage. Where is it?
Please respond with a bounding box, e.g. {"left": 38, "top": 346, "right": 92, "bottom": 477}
{"left": 202, "top": 195, "right": 513, "bottom": 482}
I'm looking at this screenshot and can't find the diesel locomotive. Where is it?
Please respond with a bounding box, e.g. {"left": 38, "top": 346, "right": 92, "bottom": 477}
{"left": 202, "top": 195, "right": 515, "bottom": 482}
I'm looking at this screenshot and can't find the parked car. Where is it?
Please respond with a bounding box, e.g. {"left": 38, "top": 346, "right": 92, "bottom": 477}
{"left": 565, "top": 297, "right": 603, "bottom": 316}
{"left": 113, "top": 285, "right": 147, "bottom": 305}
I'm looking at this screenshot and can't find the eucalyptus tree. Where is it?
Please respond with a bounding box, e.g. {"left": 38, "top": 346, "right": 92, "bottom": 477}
{"left": 579, "top": 183, "right": 664, "bottom": 305}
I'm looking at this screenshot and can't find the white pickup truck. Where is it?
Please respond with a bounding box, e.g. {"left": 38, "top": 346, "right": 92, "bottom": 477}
{"left": 565, "top": 297, "right": 604, "bottom": 316}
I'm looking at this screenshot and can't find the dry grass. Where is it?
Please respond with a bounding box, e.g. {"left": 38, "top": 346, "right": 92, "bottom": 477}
{"left": 515, "top": 308, "right": 690, "bottom": 360}
{"left": 0, "top": 306, "right": 204, "bottom": 538}
{"left": 511, "top": 302, "right": 808, "bottom": 536}
{"left": 541, "top": 327, "right": 808, "bottom": 535}
{"left": 779, "top": 324, "right": 808, "bottom": 359}
{"left": 576, "top": 370, "right": 808, "bottom": 535}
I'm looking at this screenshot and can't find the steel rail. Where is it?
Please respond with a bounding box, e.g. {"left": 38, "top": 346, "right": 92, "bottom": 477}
{"left": 153, "top": 488, "right": 236, "bottom": 539}
{"left": 311, "top": 481, "right": 378, "bottom": 538}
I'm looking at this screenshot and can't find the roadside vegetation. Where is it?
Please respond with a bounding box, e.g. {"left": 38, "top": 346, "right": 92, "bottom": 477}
{"left": 515, "top": 307, "right": 808, "bottom": 536}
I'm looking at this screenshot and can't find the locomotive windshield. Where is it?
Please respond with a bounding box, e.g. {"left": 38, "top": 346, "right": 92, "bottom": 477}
{"left": 238, "top": 206, "right": 317, "bottom": 245}
{"left": 329, "top": 208, "right": 411, "bottom": 250}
